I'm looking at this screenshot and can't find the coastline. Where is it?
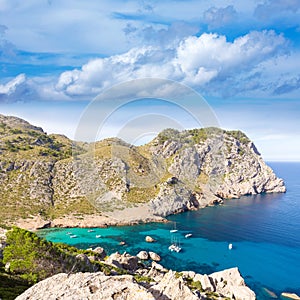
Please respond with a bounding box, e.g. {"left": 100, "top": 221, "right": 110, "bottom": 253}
{"left": 14, "top": 204, "right": 168, "bottom": 231}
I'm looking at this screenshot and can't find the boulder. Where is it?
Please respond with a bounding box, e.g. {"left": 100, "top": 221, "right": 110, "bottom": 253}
{"left": 106, "top": 252, "right": 139, "bottom": 271}
{"left": 150, "top": 270, "right": 199, "bottom": 300}
{"left": 145, "top": 236, "right": 155, "bottom": 243}
{"left": 92, "top": 246, "right": 106, "bottom": 259}
{"left": 137, "top": 250, "right": 149, "bottom": 260}
{"left": 149, "top": 251, "right": 161, "bottom": 262}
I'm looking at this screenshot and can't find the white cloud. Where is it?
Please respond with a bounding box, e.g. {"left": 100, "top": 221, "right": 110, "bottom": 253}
{"left": 54, "top": 30, "right": 288, "bottom": 99}
{"left": 0, "top": 73, "right": 26, "bottom": 94}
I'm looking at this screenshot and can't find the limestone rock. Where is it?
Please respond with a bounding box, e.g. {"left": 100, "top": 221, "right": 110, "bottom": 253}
{"left": 151, "top": 261, "right": 168, "bottom": 272}
{"left": 106, "top": 252, "right": 139, "bottom": 271}
{"left": 150, "top": 270, "right": 199, "bottom": 300}
{"left": 281, "top": 293, "right": 300, "bottom": 300}
{"left": 149, "top": 251, "right": 161, "bottom": 262}
{"left": 145, "top": 235, "right": 156, "bottom": 243}
{"left": 137, "top": 250, "right": 149, "bottom": 260}
{"left": 194, "top": 273, "right": 215, "bottom": 292}
{"left": 92, "top": 246, "right": 107, "bottom": 259}
{"left": 15, "top": 273, "right": 156, "bottom": 300}
{"left": 209, "top": 267, "right": 256, "bottom": 300}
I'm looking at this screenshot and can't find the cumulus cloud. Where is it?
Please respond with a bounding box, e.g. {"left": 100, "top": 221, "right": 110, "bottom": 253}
{"left": 0, "top": 74, "right": 38, "bottom": 102}
{"left": 0, "top": 74, "right": 26, "bottom": 94}
{"left": 54, "top": 30, "right": 288, "bottom": 99}
{"left": 203, "top": 5, "right": 238, "bottom": 29}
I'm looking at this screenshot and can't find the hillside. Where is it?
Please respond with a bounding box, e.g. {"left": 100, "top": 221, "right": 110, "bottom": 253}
{"left": 0, "top": 114, "right": 286, "bottom": 228}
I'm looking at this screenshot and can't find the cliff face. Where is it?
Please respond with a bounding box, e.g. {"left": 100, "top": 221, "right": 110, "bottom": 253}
{"left": 147, "top": 128, "right": 285, "bottom": 216}
{"left": 0, "top": 114, "right": 285, "bottom": 224}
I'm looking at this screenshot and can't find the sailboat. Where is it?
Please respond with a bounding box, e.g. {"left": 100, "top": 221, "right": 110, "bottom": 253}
{"left": 168, "top": 235, "right": 182, "bottom": 252}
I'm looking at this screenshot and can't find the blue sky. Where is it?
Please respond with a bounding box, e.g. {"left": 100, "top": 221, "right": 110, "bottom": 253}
{"left": 0, "top": 0, "right": 300, "bottom": 161}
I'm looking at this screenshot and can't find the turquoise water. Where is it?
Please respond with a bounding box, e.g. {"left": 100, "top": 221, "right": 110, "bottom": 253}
{"left": 39, "top": 162, "right": 300, "bottom": 299}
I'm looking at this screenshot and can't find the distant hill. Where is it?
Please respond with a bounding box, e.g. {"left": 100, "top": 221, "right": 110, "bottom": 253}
{"left": 0, "top": 114, "right": 285, "bottom": 227}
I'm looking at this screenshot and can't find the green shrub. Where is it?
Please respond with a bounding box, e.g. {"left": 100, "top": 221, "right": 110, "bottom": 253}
{"left": 3, "top": 227, "right": 97, "bottom": 284}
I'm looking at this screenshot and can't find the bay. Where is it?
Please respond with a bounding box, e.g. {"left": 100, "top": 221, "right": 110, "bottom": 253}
{"left": 39, "top": 162, "right": 300, "bottom": 299}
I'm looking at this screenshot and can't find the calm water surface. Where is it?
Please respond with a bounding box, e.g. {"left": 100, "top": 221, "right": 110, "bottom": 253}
{"left": 39, "top": 162, "right": 300, "bottom": 299}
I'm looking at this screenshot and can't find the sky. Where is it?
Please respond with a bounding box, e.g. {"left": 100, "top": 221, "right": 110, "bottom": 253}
{"left": 0, "top": 0, "right": 300, "bottom": 161}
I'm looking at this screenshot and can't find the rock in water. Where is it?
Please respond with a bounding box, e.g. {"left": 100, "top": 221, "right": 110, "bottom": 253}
{"left": 149, "top": 251, "right": 161, "bottom": 261}
{"left": 145, "top": 235, "right": 155, "bottom": 243}
{"left": 281, "top": 293, "right": 300, "bottom": 300}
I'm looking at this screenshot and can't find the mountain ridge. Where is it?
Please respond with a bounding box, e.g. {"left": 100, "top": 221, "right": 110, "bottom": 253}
{"left": 0, "top": 114, "right": 286, "bottom": 228}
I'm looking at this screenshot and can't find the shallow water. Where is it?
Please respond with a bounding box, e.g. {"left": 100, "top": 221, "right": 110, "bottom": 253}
{"left": 39, "top": 162, "right": 300, "bottom": 299}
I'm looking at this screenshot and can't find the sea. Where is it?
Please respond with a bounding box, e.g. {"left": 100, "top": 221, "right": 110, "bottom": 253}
{"left": 38, "top": 162, "right": 300, "bottom": 299}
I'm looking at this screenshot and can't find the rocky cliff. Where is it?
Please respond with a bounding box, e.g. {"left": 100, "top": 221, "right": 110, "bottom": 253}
{"left": 0, "top": 114, "right": 285, "bottom": 226}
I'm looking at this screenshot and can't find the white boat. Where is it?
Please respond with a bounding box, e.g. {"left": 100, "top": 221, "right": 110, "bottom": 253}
{"left": 228, "top": 243, "right": 233, "bottom": 250}
{"left": 170, "top": 222, "right": 178, "bottom": 233}
{"left": 185, "top": 233, "right": 192, "bottom": 238}
{"left": 95, "top": 235, "right": 101, "bottom": 238}
{"left": 70, "top": 235, "right": 77, "bottom": 238}
{"left": 88, "top": 229, "right": 95, "bottom": 232}
{"left": 66, "top": 232, "right": 72, "bottom": 235}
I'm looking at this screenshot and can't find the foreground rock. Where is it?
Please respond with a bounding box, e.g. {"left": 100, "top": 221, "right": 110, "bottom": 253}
{"left": 15, "top": 273, "right": 155, "bottom": 300}
{"left": 106, "top": 252, "right": 139, "bottom": 271}
{"left": 208, "top": 267, "right": 256, "bottom": 300}
{"left": 149, "top": 251, "right": 161, "bottom": 262}
{"left": 16, "top": 251, "right": 256, "bottom": 300}
{"left": 137, "top": 250, "right": 149, "bottom": 260}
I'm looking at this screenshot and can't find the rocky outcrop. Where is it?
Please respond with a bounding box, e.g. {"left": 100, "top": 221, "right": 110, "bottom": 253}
{"left": 208, "top": 267, "right": 256, "bottom": 300}
{"left": 148, "top": 128, "right": 286, "bottom": 216}
{"left": 105, "top": 252, "right": 139, "bottom": 271}
{"left": 137, "top": 250, "right": 149, "bottom": 260}
{"left": 15, "top": 256, "right": 256, "bottom": 300}
{"left": 150, "top": 270, "right": 199, "bottom": 300}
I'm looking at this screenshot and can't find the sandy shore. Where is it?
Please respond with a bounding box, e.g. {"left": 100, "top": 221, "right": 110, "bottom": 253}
{"left": 14, "top": 204, "right": 167, "bottom": 231}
